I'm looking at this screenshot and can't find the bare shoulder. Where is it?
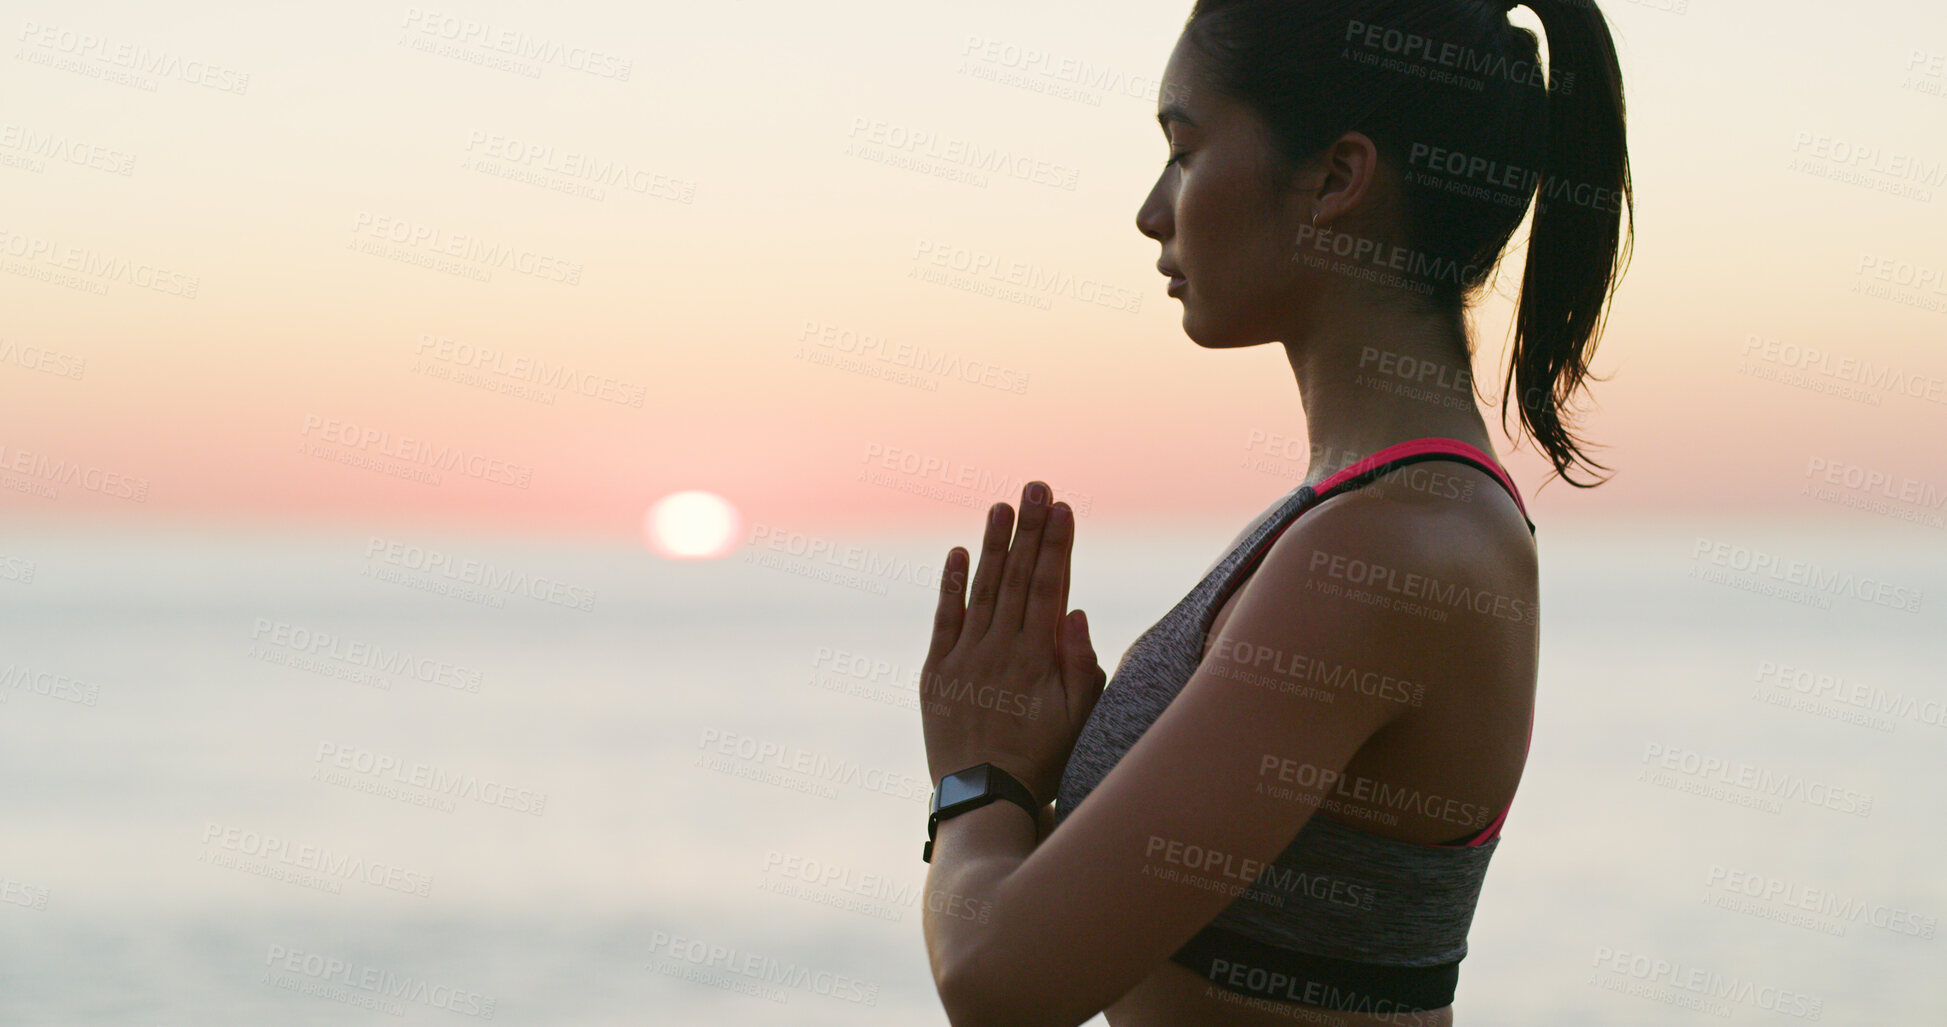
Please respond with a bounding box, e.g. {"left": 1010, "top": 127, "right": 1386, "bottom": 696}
{"left": 1229, "top": 461, "right": 1539, "bottom": 836}
{"left": 1256, "top": 459, "right": 1539, "bottom": 648}
{"left": 1316, "top": 459, "right": 1534, "bottom": 578}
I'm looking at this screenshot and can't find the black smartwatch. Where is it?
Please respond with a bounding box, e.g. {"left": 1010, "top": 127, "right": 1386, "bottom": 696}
{"left": 922, "top": 763, "right": 1041, "bottom": 863}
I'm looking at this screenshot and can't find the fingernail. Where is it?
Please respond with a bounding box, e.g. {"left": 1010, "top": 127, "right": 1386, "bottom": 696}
{"left": 1027, "top": 482, "right": 1048, "bottom": 505}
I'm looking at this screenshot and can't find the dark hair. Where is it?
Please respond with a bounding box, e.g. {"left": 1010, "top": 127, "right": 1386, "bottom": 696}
{"left": 1182, "top": 0, "right": 1634, "bottom": 487}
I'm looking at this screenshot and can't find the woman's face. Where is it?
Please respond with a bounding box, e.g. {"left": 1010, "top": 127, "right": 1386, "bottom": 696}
{"left": 1136, "top": 36, "right": 1321, "bottom": 349}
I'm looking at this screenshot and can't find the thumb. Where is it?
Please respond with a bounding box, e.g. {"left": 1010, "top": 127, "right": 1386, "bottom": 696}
{"left": 1062, "top": 610, "right": 1107, "bottom": 721}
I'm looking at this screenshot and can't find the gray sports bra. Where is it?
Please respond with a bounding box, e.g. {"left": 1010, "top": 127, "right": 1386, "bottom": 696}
{"left": 1054, "top": 438, "right": 1536, "bottom": 1015}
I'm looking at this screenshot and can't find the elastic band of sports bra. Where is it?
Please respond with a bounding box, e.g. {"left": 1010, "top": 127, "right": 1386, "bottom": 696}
{"left": 1311, "top": 437, "right": 1535, "bottom": 533}
{"left": 1172, "top": 923, "right": 1461, "bottom": 1013}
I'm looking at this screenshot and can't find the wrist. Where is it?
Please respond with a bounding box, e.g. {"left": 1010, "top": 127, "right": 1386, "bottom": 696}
{"left": 931, "top": 798, "right": 1037, "bottom": 859}
{"left": 924, "top": 761, "right": 1042, "bottom": 863}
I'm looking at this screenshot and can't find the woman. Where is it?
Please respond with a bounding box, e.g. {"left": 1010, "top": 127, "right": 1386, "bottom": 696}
{"left": 915, "top": 1, "right": 1632, "bottom": 1024}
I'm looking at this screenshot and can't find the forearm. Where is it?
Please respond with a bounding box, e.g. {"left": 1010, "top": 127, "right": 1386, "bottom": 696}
{"left": 921, "top": 800, "right": 1039, "bottom": 1012}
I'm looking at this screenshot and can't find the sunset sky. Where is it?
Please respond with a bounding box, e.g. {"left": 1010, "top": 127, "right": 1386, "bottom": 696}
{"left": 5, "top": 0, "right": 1945, "bottom": 543}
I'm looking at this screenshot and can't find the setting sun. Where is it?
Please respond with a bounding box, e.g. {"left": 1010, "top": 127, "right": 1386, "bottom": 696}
{"left": 644, "top": 490, "right": 742, "bottom": 560}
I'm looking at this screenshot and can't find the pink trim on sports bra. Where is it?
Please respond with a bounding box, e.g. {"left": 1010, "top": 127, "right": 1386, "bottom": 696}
{"left": 1312, "top": 437, "right": 1532, "bottom": 520}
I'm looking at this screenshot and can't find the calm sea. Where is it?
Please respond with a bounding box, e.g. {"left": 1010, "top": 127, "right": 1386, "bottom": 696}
{"left": 1, "top": 515, "right": 1940, "bottom": 1024}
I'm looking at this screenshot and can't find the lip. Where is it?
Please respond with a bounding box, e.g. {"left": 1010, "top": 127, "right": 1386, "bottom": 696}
{"left": 1157, "top": 260, "right": 1186, "bottom": 296}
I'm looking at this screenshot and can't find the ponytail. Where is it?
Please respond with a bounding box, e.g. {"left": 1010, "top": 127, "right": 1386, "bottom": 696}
{"left": 1503, "top": 0, "right": 1634, "bottom": 487}
{"left": 1184, "top": 0, "right": 1634, "bottom": 487}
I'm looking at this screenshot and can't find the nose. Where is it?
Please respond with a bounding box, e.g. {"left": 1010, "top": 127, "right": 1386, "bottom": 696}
{"left": 1135, "top": 170, "right": 1172, "bottom": 243}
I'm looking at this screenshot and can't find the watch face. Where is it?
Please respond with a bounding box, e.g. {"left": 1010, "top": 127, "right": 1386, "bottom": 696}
{"left": 936, "top": 765, "right": 991, "bottom": 810}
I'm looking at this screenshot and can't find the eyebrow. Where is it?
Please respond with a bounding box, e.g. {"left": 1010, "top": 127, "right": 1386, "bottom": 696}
{"left": 1156, "top": 103, "right": 1196, "bottom": 132}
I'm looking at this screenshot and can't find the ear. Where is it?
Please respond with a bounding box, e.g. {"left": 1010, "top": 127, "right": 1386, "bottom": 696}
{"left": 1309, "top": 130, "right": 1381, "bottom": 227}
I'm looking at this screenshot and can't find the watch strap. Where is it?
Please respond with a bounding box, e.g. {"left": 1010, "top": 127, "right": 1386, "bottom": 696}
{"left": 922, "top": 763, "right": 1041, "bottom": 863}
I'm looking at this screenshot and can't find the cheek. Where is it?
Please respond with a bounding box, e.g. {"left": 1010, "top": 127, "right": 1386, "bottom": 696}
{"left": 1177, "top": 173, "right": 1292, "bottom": 298}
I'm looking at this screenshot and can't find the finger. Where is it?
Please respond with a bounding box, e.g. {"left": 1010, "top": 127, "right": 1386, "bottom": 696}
{"left": 928, "top": 546, "right": 968, "bottom": 662}
{"left": 991, "top": 481, "right": 1053, "bottom": 636}
{"left": 1022, "top": 501, "right": 1073, "bottom": 653}
{"left": 1061, "top": 609, "right": 1109, "bottom": 724}
{"left": 961, "top": 502, "right": 1014, "bottom": 640}
{"left": 1058, "top": 503, "right": 1072, "bottom": 620}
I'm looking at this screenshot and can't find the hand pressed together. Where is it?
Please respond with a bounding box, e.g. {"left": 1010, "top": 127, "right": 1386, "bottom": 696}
{"left": 919, "top": 480, "right": 1109, "bottom": 806}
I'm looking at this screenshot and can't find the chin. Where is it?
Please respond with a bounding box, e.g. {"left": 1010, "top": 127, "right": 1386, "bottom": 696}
{"left": 1179, "top": 307, "right": 1265, "bottom": 350}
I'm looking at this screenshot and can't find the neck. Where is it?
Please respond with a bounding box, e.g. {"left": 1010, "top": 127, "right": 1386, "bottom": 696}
{"left": 1282, "top": 293, "right": 1497, "bottom": 489}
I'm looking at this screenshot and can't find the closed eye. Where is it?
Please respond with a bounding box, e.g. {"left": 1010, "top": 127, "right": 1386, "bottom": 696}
{"left": 1163, "top": 150, "right": 1188, "bottom": 168}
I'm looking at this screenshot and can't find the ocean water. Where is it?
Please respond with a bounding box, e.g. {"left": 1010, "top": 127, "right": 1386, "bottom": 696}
{"left": 0, "top": 516, "right": 1941, "bottom": 1025}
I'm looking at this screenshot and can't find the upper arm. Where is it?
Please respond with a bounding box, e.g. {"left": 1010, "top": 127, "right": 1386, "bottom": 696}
{"left": 946, "top": 492, "right": 1471, "bottom": 1027}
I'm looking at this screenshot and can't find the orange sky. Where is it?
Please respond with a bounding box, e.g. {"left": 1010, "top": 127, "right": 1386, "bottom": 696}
{"left": 5, "top": 0, "right": 1945, "bottom": 543}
